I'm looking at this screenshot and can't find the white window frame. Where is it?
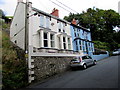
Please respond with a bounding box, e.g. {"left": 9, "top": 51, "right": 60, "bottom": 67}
{"left": 68, "top": 38, "right": 71, "bottom": 50}
{"left": 50, "top": 34, "right": 55, "bottom": 48}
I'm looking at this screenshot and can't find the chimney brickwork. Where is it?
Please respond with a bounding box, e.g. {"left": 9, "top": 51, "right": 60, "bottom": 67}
{"left": 71, "top": 19, "right": 77, "bottom": 25}
{"left": 51, "top": 8, "right": 59, "bottom": 17}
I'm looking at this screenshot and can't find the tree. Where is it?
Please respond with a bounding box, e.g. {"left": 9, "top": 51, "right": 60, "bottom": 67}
{"left": 64, "top": 8, "right": 120, "bottom": 50}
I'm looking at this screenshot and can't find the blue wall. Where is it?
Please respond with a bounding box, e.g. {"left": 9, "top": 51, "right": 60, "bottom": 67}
{"left": 91, "top": 51, "right": 109, "bottom": 61}
{"left": 70, "top": 25, "right": 94, "bottom": 56}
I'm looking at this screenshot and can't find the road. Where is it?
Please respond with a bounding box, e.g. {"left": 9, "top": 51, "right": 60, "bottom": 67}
{"left": 28, "top": 56, "right": 119, "bottom": 88}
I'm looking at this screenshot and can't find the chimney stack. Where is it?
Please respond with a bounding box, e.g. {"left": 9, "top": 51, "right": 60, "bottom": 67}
{"left": 51, "top": 8, "right": 59, "bottom": 17}
{"left": 17, "top": 0, "right": 23, "bottom": 3}
{"left": 71, "top": 19, "right": 77, "bottom": 25}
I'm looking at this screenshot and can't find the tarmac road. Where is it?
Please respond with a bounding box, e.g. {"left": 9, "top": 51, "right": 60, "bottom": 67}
{"left": 28, "top": 56, "right": 119, "bottom": 88}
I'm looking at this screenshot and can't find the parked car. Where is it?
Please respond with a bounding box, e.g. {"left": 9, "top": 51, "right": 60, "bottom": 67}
{"left": 112, "top": 49, "right": 120, "bottom": 55}
{"left": 70, "top": 55, "right": 97, "bottom": 69}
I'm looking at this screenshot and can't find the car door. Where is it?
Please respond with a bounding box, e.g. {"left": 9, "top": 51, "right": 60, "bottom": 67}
{"left": 86, "top": 56, "right": 92, "bottom": 65}
{"left": 88, "top": 56, "right": 93, "bottom": 65}
{"left": 82, "top": 56, "right": 90, "bottom": 66}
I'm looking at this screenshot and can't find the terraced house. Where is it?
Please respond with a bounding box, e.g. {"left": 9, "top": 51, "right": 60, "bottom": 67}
{"left": 71, "top": 20, "right": 94, "bottom": 56}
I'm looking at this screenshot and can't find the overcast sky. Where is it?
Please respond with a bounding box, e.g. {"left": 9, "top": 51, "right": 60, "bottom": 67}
{"left": 0, "top": 0, "right": 120, "bottom": 19}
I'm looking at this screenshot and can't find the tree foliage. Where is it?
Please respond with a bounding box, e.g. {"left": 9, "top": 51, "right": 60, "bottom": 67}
{"left": 64, "top": 8, "right": 120, "bottom": 50}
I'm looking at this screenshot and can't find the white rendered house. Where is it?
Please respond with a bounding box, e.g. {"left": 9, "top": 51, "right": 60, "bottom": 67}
{"left": 10, "top": 1, "right": 73, "bottom": 54}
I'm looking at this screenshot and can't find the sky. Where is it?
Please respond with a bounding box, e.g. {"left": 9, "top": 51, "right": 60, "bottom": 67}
{"left": 0, "top": 0, "right": 120, "bottom": 19}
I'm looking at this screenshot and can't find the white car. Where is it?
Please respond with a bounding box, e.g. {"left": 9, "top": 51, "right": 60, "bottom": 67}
{"left": 112, "top": 49, "right": 120, "bottom": 55}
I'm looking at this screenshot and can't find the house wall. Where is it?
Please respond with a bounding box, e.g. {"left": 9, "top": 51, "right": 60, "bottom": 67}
{"left": 10, "top": 2, "right": 25, "bottom": 50}
{"left": 29, "top": 10, "right": 41, "bottom": 48}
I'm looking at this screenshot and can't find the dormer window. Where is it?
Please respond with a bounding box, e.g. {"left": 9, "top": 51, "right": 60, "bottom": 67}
{"left": 40, "top": 15, "right": 44, "bottom": 27}
{"left": 63, "top": 29, "right": 65, "bottom": 33}
{"left": 59, "top": 29, "right": 61, "bottom": 32}
{"left": 58, "top": 21, "right": 66, "bottom": 33}
{"left": 46, "top": 17, "right": 50, "bottom": 29}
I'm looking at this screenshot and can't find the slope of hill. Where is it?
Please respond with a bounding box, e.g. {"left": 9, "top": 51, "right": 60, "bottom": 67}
{"left": 2, "top": 29, "right": 28, "bottom": 90}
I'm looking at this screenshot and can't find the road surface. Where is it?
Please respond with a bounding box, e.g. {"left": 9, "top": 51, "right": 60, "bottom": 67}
{"left": 28, "top": 56, "right": 119, "bottom": 88}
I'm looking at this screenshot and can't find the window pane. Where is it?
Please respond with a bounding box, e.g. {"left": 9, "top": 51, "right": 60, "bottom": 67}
{"left": 40, "top": 16, "right": 44, "bottom": 27}
{"left": 76, "top": 46, "right": 78, "bottom": 51}
{"left": 59, "top": 29, "right": 61, "bottom": 32}
{"left": 44, "top": 33, "right": 47, "bottom": 39}
{"left": 51, "top": 41, "right": 54, "bottom": 47}
{"left": 44, "top": 40, "right": 48, "bottom": 47}
{"left": 80, "top": 46, "right": 82, "bottom": 50}
{"left": 46, "top": 17, "right": 50, "bottom": 28}
{"left": 79, "top": 40, "right": 81, "bottom": 45}
{"left": 68, "top": 38, "right": 70, "bottom": 44}
{"left": 50, "top": 34, "right": 54, "bottom": 40}
{"left": 76, "top": 41, "right": 78, "bottom": 45}
{"left": 74, "top": 33, "right": 76, "bottom": 37}
{"left": 63, "top": 43, "right": 66, "bottom": 49}
{"left": 63, "top": 37, "right": 66, "bottom": 42}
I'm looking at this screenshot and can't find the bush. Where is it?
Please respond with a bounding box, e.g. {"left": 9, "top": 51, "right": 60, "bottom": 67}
{"left": 2, "top": 31, "right": 28, "bottom": 90}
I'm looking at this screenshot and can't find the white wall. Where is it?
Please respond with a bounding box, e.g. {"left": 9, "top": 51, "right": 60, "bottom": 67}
{"left": 29, "top": 10, "right": 40, "bottom": 48}
{"left": 10, "top": 2, "right": 25, "bottom": 50}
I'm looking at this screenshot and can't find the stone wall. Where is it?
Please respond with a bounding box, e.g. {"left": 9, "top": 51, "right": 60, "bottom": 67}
{"left": 32, "top": 56, "right": 73, "bottom": 82}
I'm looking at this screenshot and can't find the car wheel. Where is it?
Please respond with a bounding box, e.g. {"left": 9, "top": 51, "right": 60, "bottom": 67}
{"left": 93, "top": 61, "right": 97, "bottom": 65}
{"left": 83, "top": 64, "right": 87, "bottom": 69}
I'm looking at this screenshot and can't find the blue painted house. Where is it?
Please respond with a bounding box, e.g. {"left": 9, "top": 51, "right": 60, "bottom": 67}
{"left": 70, "top": 20, "right": 94, "bottom": 56}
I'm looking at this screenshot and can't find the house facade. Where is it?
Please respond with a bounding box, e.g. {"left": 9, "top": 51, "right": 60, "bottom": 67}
{"left": 70, "top": 22, "right": 94, "bottom": 56}
{"left": 10, "top": 1, "right": 73, "bottom": 54}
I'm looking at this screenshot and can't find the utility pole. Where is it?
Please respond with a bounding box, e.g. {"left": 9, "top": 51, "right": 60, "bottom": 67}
{"left": 25, "top": 0, "right": 29, "bottom": 59}
{"left": 25, "top": 0, "right": 29, "bottom": 83}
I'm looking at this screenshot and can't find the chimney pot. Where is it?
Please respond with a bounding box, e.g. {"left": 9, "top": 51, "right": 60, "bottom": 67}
{"left": 51, "top": 8, "right": 59, "bottom": 17}
{"left": 17, "top": 0, "right": 23, "bottom": 3}
{"left": 72, "top": 19, "right": 77, "bottom": 25}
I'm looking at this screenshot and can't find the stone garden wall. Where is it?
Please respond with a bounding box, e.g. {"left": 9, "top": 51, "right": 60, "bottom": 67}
{"left": 32, "top": 56, "right": 73, "bottom": 81}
